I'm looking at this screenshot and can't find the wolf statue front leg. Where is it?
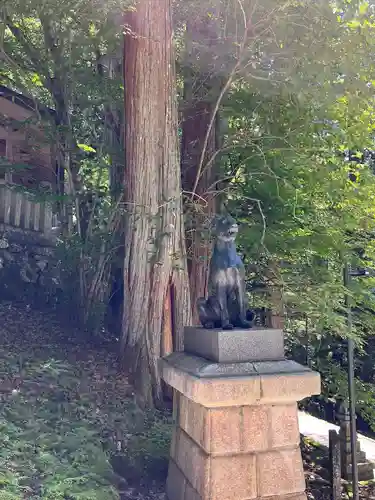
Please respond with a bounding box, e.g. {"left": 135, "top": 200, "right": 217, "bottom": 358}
{"left": 197, "top": 297, "right": 215, "bottom": 329}
{"left": 216, "top": 281, "right": 233, "bottom": 330}
{"left": 197, "top": 296, "right": 222, "bottom": 329}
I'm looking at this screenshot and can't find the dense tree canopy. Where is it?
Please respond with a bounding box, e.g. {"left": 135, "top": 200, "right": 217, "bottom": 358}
{"left": 2, "top": 0, "right": 375, "bottom": 417}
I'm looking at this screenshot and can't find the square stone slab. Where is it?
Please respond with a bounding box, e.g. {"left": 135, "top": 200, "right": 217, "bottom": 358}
{"left": 162, "top": 352, "right": 310, "bottom": 379}
{"left": 184, "top": 326, "right": 284, "bottom": 363}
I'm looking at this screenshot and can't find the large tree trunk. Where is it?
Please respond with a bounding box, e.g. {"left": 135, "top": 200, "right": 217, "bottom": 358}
{"left": 181, "top": 17, "right": 222, "bottom": 324}
{"left": 181, "top": 72, "right": 219, "bottom": 324}
{"left": 122, "top": 0, "right": 191, "bottom": 407}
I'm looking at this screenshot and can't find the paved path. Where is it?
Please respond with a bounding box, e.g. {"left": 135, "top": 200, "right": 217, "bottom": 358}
{"left": 298, "top": 411, "right": 375, "bottom": 465}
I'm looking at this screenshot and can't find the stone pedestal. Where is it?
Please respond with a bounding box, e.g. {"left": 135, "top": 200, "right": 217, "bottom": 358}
{"left": 161, "top": 328, "right": 321, "bottom": 500}
{"left": 184, "top": 327, "right": 284, "bottom": 363}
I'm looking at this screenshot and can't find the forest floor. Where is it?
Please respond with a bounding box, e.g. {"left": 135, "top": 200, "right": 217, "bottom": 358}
{"left": 0, "top": 301, "right": 375, "bottom": 500}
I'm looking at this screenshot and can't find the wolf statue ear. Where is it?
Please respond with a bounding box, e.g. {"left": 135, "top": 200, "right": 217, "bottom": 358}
{"left": 209, "top": 216, "right": 217, "bottom": 232}
{"left": 219, "top": 200, "right": 228, "bottom": 215}
{"left": 210, "top": 202, "right": 229, "bottom": 230}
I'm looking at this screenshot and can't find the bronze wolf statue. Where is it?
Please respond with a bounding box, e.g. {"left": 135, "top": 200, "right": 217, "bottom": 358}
{"left": 197, "top": 214, "right": 251, "bottom": 330}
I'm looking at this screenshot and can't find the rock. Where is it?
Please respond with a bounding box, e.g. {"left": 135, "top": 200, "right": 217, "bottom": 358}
{"left": 2, "top": 250, "right": 15, "bottom": 262}
{"left": 31, "top": 246, "right": 54, "bottom": 257}
{"left": 36, "top": 260, "right": 48, "bottom": 271}
{"left": 0, "top": 237, "right": 9, "bottom": 249}
{"left": 20, "top": 262, "right": 39, "bottom": 283}
{"left": 9, "top": 243, "right": 22, "bottom": 253}
{"left": 0, "top": 232, "right": 62, "bottom": 306}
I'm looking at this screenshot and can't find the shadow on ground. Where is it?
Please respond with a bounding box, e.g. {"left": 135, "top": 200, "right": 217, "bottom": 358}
{"left": 0, "top": 301, "right": 168, "bottom": 500}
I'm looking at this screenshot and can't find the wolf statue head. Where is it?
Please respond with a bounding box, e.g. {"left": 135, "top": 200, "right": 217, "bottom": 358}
{"left": 211, "top": 213, "right": 239, "bottom": 243}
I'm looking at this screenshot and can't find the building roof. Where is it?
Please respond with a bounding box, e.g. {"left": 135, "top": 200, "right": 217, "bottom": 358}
{"left": 0, "top": 85, "right": 55, "bottom": 118}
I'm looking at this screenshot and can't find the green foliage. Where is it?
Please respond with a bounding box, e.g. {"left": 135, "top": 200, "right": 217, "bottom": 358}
{"left": 111, "top": 408, "right": 173, "bottom": 484}
{"left": 0, "top": 355, "right": 120, "bottom": 499}
{"left": 55, "top": 199, "right": 123, "bottom": 332}
{"left": 0, "top": 0, "right": 126, "bottom": 333}
{"left": 0, "top": 305, "right": 175, "bottom": 498}
{"left": 226, "top": 84, "right": 375, "bottom": 330}
{"left": 286, "top": 320, "right": 375, "bottom": 426}
{"left": 215, "top": 2, "right": 375, "bottom": 429}
{"left": 127, "top": 409, "right": 172, "bottom": 464}
{"left": 4, "top": 0, "right": 375, "bottom": 434}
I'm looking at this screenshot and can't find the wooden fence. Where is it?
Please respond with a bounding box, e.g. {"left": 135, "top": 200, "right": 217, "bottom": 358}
{"left": 0, "top": 181, "right": 53, "bottom": 236}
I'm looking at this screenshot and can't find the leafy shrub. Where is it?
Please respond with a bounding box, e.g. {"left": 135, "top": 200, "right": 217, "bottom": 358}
{"left": 54, "top": 200, "right": 124, "bottom": 337}
{"left": 285, "top": 320, "right": 375, "bottom": 432}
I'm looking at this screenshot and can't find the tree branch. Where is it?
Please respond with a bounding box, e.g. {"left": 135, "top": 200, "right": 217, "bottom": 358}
{"left": 5, "top": 16, "right": 50, "bottom": 82}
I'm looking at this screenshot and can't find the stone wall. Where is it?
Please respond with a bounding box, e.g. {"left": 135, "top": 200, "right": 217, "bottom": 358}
{"left": 0, "top": 224, "right": 61, "bottom": 304}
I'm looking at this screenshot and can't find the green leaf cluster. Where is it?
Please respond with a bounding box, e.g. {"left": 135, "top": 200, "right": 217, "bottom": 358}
{"left": 219, "top": 2, "right": 375, "bottom": 427}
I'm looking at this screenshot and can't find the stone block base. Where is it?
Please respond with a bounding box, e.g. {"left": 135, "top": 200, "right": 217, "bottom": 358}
{"left": 166, "top": 395, "right": 307, "bottom": 500}
{"left": 161, "top": 353, "right": 320, "bottom": 500}
{"left": 167, "top": 460, "right": 307, "bottom": 500}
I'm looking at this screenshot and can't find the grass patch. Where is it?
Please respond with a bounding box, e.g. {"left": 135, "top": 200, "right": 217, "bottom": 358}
{"left": 0, "top": 304, "right": 172, "bottom": 499}
{"left": 0, "top": 354, "right": 124, "bottom": 499}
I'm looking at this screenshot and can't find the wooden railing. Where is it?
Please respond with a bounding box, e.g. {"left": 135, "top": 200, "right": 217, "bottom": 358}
{"left": 0, "top": 181, "right": 53, "bottom": 236}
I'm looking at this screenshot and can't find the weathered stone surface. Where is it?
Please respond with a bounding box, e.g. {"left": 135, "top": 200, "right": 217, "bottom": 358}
{"left": 178, "top": 396, "right": 300, "bottom": 455}
{"left": 160, "top": 359, "right": 261, "bottom": 407}
{"left": 179, "top": 395, "right": 244, "bottom": 454}
{"left": 161, "top": 352, "right": 258, "bottom": 378}
{"left": 163, "top": 349, "right": 320, "bottom": 500}
{"left": 260, "top": 371, "right": 321, "bottom": 403}
{"left": 269, "top": 403, "right": 300, "bottom": 449}
{"left": 166, "top": 461, "right": 202, "bottom": 500}
{"left": 166, "top": 460, "right": 186, "bottom": 500}
{"left": 170, "top": 427, "right": 178, "bottom": 461}
{"left": 210, "top": 454, "right": 257, "bottom": 500}
{"left": 257, "top": 448, "right": 306, "bottom": 497}
{"left": 170, "top": 428, "right": 257, "bottom": 500}
{"left": 184, "top": 481, "right": 201, "bottom": 500}
{"left": 254, "top": 360, "right": 311, "bottom": 374}
{"left": 179, "top": 396, "right": 211, "bottom": 451}
{"left": 166, "top": 472, "right": 308, "bottom": 500}
{"left": 173, "top": 428, "right": 209, "bottom": 496}
{"left": 0, "top": 228, "right": 61, "bottom": 305}
{"left": 184, "top": 326, "right": 284, "bottom": 363}
{"left": 241, "top": 405, "right": 269, "bottom": 452}
{"left": 163, "top": 353, "right": 313, "bottom": 379}
{"left": 209, "top": 406, "right": 243, "bottom": 453}
{"left": 160, "top": 354, "right": 320, "bottom": 407}
{"left": 348, "top": 462, "right": 374, "bottom": 481}
{"left": 162, "top": 353, "right": 312, "bottom": 379}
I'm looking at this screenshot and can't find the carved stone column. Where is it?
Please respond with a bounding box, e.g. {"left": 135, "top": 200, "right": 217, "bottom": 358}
{"left": 161, "top": 327, "right": 321, "bottom": 500}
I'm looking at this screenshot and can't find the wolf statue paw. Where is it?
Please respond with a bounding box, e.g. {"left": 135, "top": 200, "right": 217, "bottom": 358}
{"left": 236, "top": 319, "right": 251, "bottom": 329}
{"left": 222, "top": 321, "right": 234, "bottom": 330}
